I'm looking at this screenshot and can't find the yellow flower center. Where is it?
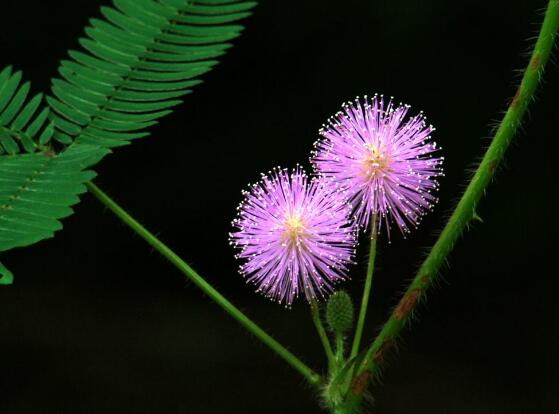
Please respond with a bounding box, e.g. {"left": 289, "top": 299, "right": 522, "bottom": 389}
{"left": 360, "top": 143, "right": 389, "bottom": 178}
{"left": 282, "top": 213, "right": 308, "bottom": 247}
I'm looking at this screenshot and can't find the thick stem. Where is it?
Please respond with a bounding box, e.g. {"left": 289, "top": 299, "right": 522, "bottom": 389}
{"left": 311, "top": 300, "right": 335, "bottom": 371}
{"left": 350, "top": 218, "right": 377, "bottom": 359}
{"left": 343, "top": 1, "right": 559, "bottom": 410}
{"left": 86, "top": 181, "right": 321, "bottom": 387}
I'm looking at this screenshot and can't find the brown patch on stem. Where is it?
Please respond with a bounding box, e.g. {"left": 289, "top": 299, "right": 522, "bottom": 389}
{"left": 394, "top": 289, "right": 421, "bottom": 321}
{"left": 43, "top": 149, "right": 56, "bottom": 158}
{"left": 530, "top": 53, "right": 540, "bottom": 70}
{"left": 420, "top": 274, "right": 430, "bottom": 287}
{"left": 511, "top": 88, "right": 521, "bottom": 109}
{"left": 372, "top": 338, "right": 393, "bottom": 364}
{"left": 350, "top": 371, "right": 370, "bottom": 395}
{"left": 487, "top": 159, "right": 498, "bottom": 173}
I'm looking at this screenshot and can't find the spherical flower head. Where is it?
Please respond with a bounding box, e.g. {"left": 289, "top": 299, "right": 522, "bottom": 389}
{"left": 230, "top": 166, "right": 357, "bottom": 306}
{"left": 312, "top": 95, "right": 444, "bottom": 236}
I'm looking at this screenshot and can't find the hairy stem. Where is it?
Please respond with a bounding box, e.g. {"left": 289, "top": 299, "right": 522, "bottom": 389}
{"left": 350, "top": 217, "right": 377, "bottom": 359}
{"left": 341, "top": 1, "right": 559, "bottom": 410}
{"left": 86, "top": 181, "right": 321, "bottom": 387}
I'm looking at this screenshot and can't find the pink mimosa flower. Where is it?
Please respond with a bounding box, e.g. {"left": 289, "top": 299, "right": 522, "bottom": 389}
{"left": 230, "top": 167, "right": 356, "bottom": 305}
{"left": 312, "top": 95, "right": 443, "bottom": 236}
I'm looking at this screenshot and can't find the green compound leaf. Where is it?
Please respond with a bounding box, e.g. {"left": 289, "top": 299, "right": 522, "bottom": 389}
{"left": 48, "top": 0, "right": 256, "bottom": 148}
{"left": 0, "top": 261, "right": 14, "bottom": 285}
{"left": 0, "top": 144, "right": 109, "bottom": 253}
{"left": 0, "top": 0, "right": 255, "bottom": 280}
{"left": 0, "top": 66, "right": 52, "bottom": 154}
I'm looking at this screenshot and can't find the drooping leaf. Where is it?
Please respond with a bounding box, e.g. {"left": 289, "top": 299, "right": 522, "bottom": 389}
{"left": 48, "top": 0, "right": 257, "bottom": 148}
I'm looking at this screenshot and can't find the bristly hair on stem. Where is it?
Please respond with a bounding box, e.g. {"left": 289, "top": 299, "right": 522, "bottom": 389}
{"left": 340, "top": 0, "right": 559, "bottom": 411}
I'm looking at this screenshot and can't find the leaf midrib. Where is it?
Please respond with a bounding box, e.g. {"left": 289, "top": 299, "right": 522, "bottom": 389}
{"left": 0, "top": 152, "right": 52, "bottom": 216}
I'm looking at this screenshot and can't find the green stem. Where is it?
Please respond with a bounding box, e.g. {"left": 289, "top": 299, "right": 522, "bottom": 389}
{"left": 86, "top": 181, "right": 321, "bottom": 387}
{"left": 343, "top": 0, "right": 559, "bottom": 410}
{"left": 335, "top": 333, "right": 344, "bottom": 365}
{"left": 311, "top": 300, "right": 336, "bottom": 371}
{"left": 350, "top": 217, "right": 377, "bottom": 359}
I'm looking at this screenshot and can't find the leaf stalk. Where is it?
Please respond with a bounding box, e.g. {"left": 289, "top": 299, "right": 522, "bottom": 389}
{"left": 86, "top": 181, "right": 321, "bottom": 387}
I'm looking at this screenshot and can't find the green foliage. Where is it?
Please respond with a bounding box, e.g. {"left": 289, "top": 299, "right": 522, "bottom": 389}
{"left": 0, "top": 261, "right": 14, "bottom": 285}
{"left": 0, "top": 66, "right": 53, "bottom": 155}
{"left": 0, "top": 65, "right": 108, "bottom": 281}
{"left": 47, "top": 0, "right": 256, "bottom": 148}
{"left": 0, "top": 0, "right": 255, "bottom": 280}
{"left": 0, "top": 144, "right": 109, "bottom": 254}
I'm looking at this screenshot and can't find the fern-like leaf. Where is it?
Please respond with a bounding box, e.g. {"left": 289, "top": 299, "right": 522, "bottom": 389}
{"left": 0, "top": 144, "right": 109, "bottom": 253}
{"left": 0, "top": 66, "right": 52, "bottom": 154}
{"left": 1, "top": 0, "right": 254, "bottom": 280}
{"left": 48, "top": 0, "right": 256, "bottom": 148}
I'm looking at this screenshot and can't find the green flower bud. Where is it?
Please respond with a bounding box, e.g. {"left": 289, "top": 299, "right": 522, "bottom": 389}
{"left": 326, "top": 290, "right": 354, "bottom": 334}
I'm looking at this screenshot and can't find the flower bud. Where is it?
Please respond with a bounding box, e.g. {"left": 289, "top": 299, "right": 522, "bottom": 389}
{"left": 326, "top": 290, "right": 354, "bottom": 334}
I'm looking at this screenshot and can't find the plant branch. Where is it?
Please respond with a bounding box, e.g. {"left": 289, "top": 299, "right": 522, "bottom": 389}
{"left": 350, "top": 217, "right": 377, "bottom": 359}
{"left": 86, "top": 181, "right": 321, "bottom": 387}
{"left": 311, "top": 301, "right": 335, "bottom": 371}
{"left": 343, "top": 0, "right": 559, "bottom": 409}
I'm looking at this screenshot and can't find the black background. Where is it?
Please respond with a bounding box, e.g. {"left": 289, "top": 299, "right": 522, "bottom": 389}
{"left": 0, "top": 0, "right": 557, "bottom": 413}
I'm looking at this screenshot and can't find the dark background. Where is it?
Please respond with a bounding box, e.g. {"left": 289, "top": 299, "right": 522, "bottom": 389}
{"left": 0, "top": 0, "right": 557, "bottom": 412}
